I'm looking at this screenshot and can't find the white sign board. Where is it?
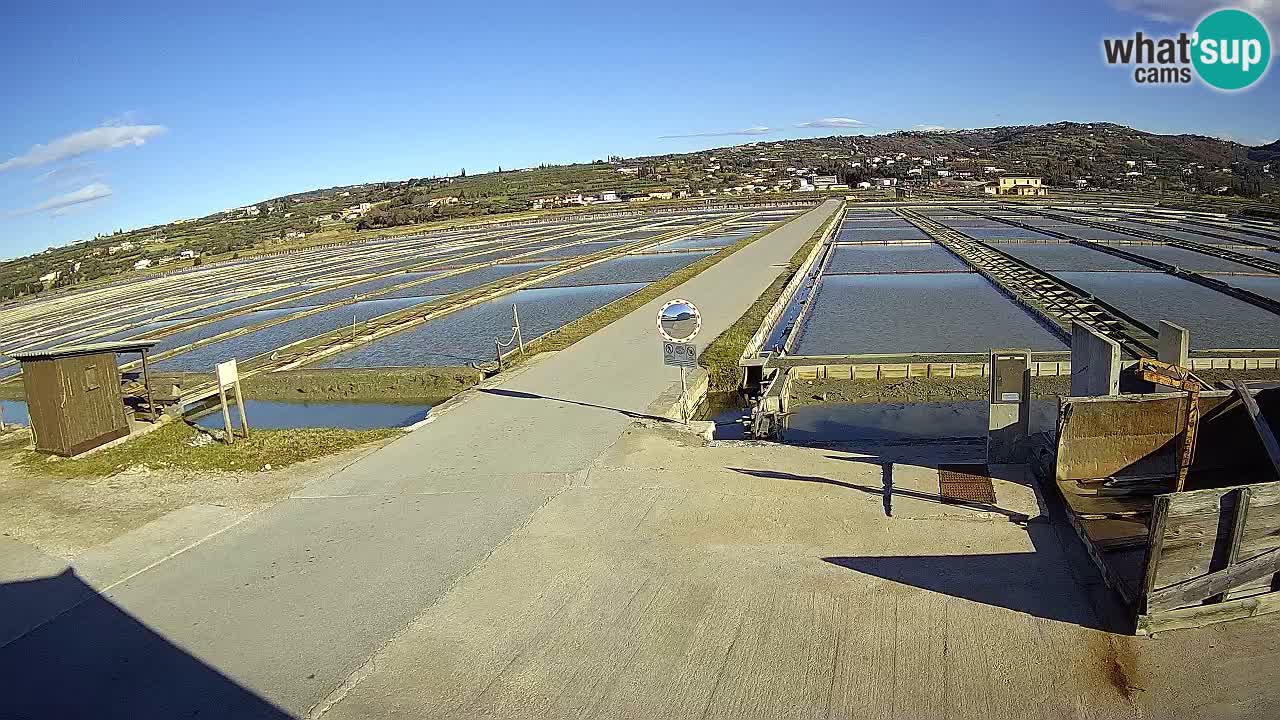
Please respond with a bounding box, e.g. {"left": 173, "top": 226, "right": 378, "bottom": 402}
{"left": 663, "top": 341, "right": 698, "bottom": 367}
{"left": 215, "top": 359, "right": 239, "bottom": 388}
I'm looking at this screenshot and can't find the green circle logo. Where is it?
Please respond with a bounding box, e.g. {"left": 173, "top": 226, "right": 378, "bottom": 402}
{"left": 1193, "top": 8, "right": 1271, "bottom": 90}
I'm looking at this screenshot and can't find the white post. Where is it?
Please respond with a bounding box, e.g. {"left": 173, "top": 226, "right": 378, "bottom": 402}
{"left": 513, "top": 304, "right": 524, "bottom": 354}
{"left": 679, "top": 366, "right": 688, "bottom": 425}
{"left": 218, "top": 384, "right": 234, "bottom": 445}
{"left": 234, "top": 380, "right": 249, "bottom": 439}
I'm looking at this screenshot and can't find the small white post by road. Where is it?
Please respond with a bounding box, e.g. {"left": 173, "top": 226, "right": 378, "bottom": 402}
{"left": 658, "top": 298, "right": 702, "bottom": 425}
{"left": 512, "top": 304, "right": 524, "bottom": 355}
{"left": 215, "top": 359, "right": 250, "bottom": 443}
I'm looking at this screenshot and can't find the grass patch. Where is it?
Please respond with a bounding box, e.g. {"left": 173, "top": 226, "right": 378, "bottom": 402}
{"left": 520, "top": 216, "right": 797, "bottom": 357}
{"left": 18, "top": 422, "right": 397, "bottom": 478}
{"left": 698, "top": 209, "right": 839, "bottom": 392}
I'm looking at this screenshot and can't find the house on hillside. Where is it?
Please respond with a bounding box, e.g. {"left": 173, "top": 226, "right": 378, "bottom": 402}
{"left": 133, "top": 258, "right": 152, "bottom": 270}
{"left": 983, "top": 176, "right": 1048, "bottom": 196}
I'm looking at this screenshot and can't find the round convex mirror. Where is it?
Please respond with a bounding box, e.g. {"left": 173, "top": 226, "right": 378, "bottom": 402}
{"left": 657, "top": 299, "right": 701, "bottom": 342}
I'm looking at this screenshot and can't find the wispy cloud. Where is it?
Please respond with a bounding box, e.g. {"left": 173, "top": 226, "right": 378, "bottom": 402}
{"left": 5, "top": 182, "right": 113, "bottom": 218}
{"left": 913, "top": 124, "right": 950, "bottom": 132}
{"left": 659, "top": 126, "right": 772, "bottom": 139}
{"left": 1111, "top": 0, "right": 1278, "bottom": 25}
{"left": 36, "top": 162, "right": 98, "bottom": 186}
{"left": 0, "top": 123, "right": 166, "bottom": 173}
{"left": 796, "top": 117, "right": 869, "bottom": 129}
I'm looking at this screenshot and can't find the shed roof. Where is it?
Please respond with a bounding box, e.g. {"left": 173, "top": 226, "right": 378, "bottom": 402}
{"left": 8, "top": 340, "right": 159, "bottom": 362}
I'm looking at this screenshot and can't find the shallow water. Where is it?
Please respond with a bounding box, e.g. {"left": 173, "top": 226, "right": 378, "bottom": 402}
{"left": 1109, "top": 244, "right": 1270, "bottom": 273}
{"left": 835, "top": 226, "right": 928, "bottom": 242}
{"left": 522, "top": 241, "right": 631, "bottom": 261}
{"left": 825, "top": 243, "right": 967, "bottom": 273}
{"left": 534, "top": 252, "right": 711, "bottom": 288}
{"left": 792, "top": 273, "right": 1067, "bottom": 355}
{"left": 379, "top": 261, "right": 555, "bottom": 299}
{"left": 0, "top": 398, "right": 29, "bottom": 426}
{"left": 1057, "top": 271, "right": 1280, "bottom": 349}
{"left": 150, "top": 306, "right": 302, "bottom": 356}
{"left": 955, "top": 226, "right": 1059, "bottom": 241}
{"left": 1204, "top": 274, "right": 1280, "bottom": 303}
{"left": 155, "top": 297, "right": 429, "bottom": 371}
{"left": 269, "top": 272, "right": 439, "bottom": 310}
{"left": 318, "top": 282, "right": 646, "bottom": 368}
{"left": 990, "top": 242, "right": 1147, "bottom": 272}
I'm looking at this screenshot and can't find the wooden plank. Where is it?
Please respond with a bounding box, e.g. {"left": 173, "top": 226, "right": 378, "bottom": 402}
{"left": 1153, "top": 482, "right": 1280, "bottom": 589}
{"left": 1139, "top": 495, "right": 1170, "bottom": 614}
{"left": 1137, "top": 591, "right": 1280, "bottom": 635}
{"left": 1233, "top": 381, "right": 1280, "bottom": 480}
{"left": 1210, "top": 487, "right": 1252, "bottom": 604}
{"left": 1147, "top": 546, "right": 1280, "bottom": 612}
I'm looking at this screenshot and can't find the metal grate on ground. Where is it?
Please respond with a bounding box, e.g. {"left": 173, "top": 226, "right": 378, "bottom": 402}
{"left": 938, "top": 464, "right": 997, "bottom": 504}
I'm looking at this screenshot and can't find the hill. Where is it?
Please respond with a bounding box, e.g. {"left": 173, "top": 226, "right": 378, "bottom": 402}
{"left": 2, "top": 121, "right": 1276, "bottom": 303}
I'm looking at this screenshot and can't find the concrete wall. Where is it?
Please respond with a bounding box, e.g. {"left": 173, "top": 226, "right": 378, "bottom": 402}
{"left": 1159, "top": 321, "right": 1190, "bottom": 368}
{"left": 1070, "top": 323, "right": 1120, "bottom": 397}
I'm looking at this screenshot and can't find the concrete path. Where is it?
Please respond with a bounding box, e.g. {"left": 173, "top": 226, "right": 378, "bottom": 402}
{"left": 0, "top": 200, "right": 841, "bottom": 719}
{"left": 312, "top": 426, "right": 1280, "bottom": 720}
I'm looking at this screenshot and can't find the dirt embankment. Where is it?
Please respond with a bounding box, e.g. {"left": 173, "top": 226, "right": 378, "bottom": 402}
{"left": 242, "top": 367, "right": 483, "bottom": 402}
{"left": 138, "top": 366, "right": 484, "bottom": 403}
{"left": 790, "top": 375, "right": 1072, "bottom": 406}
{"left": 789, "top": 367, "right": 1280, "bottom": 407}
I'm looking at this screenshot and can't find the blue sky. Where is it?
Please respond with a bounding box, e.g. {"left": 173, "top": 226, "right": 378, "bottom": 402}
{"left": 1, "top": 0, "right": 1276, "bottom": 257}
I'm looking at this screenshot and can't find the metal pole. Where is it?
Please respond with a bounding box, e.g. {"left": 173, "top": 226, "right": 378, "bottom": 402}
{"left": 353, "top": 311, "right": 357, "bottom": 340}
{"left": 495, "top": 339, "right": 503, "bottom": 370}
{"left": 0, "top": 403, "right": 6, "bottom": 431}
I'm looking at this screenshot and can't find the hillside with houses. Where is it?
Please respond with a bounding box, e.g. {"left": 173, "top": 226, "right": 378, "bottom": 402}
{"left": 2, "top": 121, "right": 1275, "bottom": 303}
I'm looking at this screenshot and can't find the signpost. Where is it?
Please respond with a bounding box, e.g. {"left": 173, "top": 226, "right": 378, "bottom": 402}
{"left": 215, "top": 359, "right": 250, "bottom": 444}
{"left": 663, "top": 341, "right": 697, "bottom": 367}
{"left": 658, "top": 299, "right": 702, "bottom": 424}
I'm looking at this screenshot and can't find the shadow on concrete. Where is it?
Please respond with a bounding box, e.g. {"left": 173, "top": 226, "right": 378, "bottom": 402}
{"left": 728, "top": 466, "right": 1030, "bottom": 524}
{"left": 0, "top": 569, "right": 290, "bottom": 719}
{"left": 822, "top": 547, "right": 1110, "bottom": 630}
{"left": 480, "top": 387, "right": 672, "bottom": 423}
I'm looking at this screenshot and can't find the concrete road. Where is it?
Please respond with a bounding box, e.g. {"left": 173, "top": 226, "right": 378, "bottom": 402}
{"left": 0, "top": 200, "right": 841, "bottom": 719}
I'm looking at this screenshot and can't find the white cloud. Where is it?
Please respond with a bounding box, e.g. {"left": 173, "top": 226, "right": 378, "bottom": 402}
{"left": 36, "top": 162, "right": 97, "bottom": 186}
{"left": 5, "top": 182, "right": 113, "bottom": 218}
{"left": 796, "top": 117, "right": 869, "bottom": 129}
{"left": 0, "top": 124, "right": 166, "bottom": 173}
{"left": 659, "top": 126, "right": 773, "bottom": 139}
{"left": 913, "top": 124, "right": 949, "bottom": 132}
{"left": 1112, "top": 0, "right": 1278, "bottom": 25}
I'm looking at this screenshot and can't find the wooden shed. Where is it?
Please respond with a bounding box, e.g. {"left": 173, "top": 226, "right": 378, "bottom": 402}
{"left": 10, "top": 341, "right": 158, "bottom": 457}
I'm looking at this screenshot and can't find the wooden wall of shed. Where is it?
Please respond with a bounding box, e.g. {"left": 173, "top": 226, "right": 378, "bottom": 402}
{"left": 22, "top": 358, "right": 66, "bottom": 453}
{"left": 21, "top": 352, "right": 128, "bottom": 456}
